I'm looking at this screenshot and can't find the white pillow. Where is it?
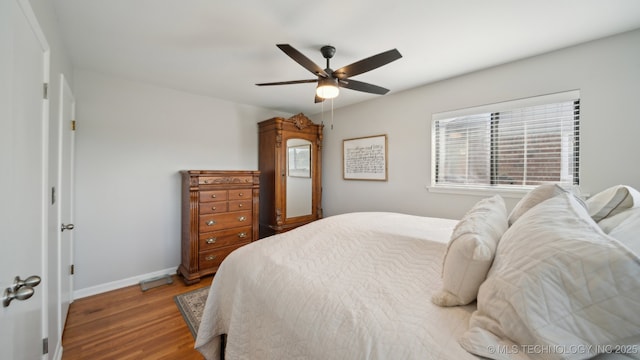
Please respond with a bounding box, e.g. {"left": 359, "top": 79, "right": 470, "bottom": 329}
{"left": 507, "top": 184, "right": 566, "bottom": 226}
{"left": 459, "top": 192, "right": 640, "bottom": 360}
{"left": 597, "top": 207, "right": 640, "bottom": 234}
{"left": 586, "top": 185, "right": 640, "bottom": 222}
{"left": 431, "top": 195, "right": 508, "bottom": 307}
{"left": 608, "top": 209, "right": 640, "bottom": 256}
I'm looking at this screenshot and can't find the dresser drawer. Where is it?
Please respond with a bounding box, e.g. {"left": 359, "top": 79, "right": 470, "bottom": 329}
{"left": 199, "top": 201, "right": 228, "bottom": 215}
{"left": 228, "top": 199, "right": 251, "bottom": 212}
{"left": 199, "top": 190, "right": 227, "bottom": 203}
{"left": 228, "top": 189, "right": 250, "bottom": 200}
{"left": 199, "top": 226, "right": 252, "bottom": 251}
{"left": 199, "top": 176, "right": 253, "bottom": 185}
{"left": 199, "top": 243, "right": 246, "bottom": 271}
{"left": 199, "top": 210, "right": 252, "bottom": 230}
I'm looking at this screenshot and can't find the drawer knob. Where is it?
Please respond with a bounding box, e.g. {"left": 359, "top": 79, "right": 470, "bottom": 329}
{"left": 238, "top": 232, "right": 247, "bottom": 238}
{"left": 211, "top": 194, "right": 217, "bottom": 198}
{"left": 238, "top": 203, "right": 243, "bottom": 208}
{"left": 238, "top": 216, "right": 246, "bottom": 222}
{"left": 212, "top": 206, "right": 217, "bottom": 210}
{"left": 206, "top": 237, "right": 217, "bottom": 244}
{"left": 238, "top": 192, "right": 244, "bottom": 197}
{"left": 205, "top": 255, "right": 216, "bottom": 261}
{"left": 206, "top": 220, "right": 216, "bottom": 226}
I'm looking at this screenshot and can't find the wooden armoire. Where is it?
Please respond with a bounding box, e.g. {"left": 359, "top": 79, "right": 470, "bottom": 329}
{"left": 258, "top": 113, "right": 323, "bottom": 238}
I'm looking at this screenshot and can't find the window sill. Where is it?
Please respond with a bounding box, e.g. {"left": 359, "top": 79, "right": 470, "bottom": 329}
{"left": 426, "top": 185, "right": 531, "bottom": 199}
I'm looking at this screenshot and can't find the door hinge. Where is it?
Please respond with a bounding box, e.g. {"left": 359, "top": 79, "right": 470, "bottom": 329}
{"left": 70, "top": 264, "right": 75, "bottom": 275}
{"left": 43, "top": 338, "right": 48, "bottom": 355}
{"left": 43, "top": 83, "right": 48, "bottom": 100}
{"left": 71, "top": 120, "right": 76, "bottom": 131}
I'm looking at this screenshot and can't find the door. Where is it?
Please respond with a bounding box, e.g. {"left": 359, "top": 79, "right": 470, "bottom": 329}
{"left": 0, "top": 0, "right": 49, "bottom": 358}
{"left": 59, "top": 74, "right": 75, "bottom": 330}
{"left": 47, "top": 73, "right": 75, "bottom": 359}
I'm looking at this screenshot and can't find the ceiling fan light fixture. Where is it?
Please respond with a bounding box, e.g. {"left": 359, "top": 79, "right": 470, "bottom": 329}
{"left": 316, "top": 77, "right": 339, "bottom": 99}
{"left": 256, "top": 44, "right": 402, "bottom": 103}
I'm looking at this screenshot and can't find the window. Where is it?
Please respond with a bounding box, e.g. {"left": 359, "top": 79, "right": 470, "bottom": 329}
{"left": 432, "top": 91, "right": 580, "bottom": 191}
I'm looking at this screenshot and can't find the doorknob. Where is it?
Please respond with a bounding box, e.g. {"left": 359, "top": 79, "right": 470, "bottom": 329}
{"left": 61, "top": 223, "right": 74, "bottom": 232}
{"left": 2, "top": 275, "right": 41, "bottom": 308}
{"left": 11, "top": 275, "right": 41, "bottom": 292}
{"left": 2, "top": 286, "right": 35, "bottom": 307}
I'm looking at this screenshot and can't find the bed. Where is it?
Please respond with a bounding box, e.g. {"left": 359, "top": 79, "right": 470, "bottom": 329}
{"left": 195, "top": 185, "right": 640, "bottom": 360}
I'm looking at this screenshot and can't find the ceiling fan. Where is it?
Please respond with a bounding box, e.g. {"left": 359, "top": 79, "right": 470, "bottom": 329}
{"left": 256, "top": 44, "right": 402, "bottom": 103}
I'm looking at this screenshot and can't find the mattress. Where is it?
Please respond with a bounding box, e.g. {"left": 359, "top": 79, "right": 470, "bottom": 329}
{"left": 195, "top": 212, "right": 480, "bottom": 360}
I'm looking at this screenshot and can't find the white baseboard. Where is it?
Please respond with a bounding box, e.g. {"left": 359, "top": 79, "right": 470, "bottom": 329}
{"left": 73, "top": 267, "right": 178, "bottom": 299}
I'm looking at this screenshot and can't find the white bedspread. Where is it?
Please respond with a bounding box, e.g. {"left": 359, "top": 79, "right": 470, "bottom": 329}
{"left": 195, "top": 212, "right": 479, "bottom": 360}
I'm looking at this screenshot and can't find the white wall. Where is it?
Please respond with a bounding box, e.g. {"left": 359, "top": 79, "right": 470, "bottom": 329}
{"left": 315, "top": 29, "right": 640, "bottom": 220}
{"left": 73, "top": 69, "right": 290, "bottom": 294}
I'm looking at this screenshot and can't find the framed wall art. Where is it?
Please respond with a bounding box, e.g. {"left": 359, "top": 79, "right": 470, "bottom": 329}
{"left": 342, "top": 134, "right": 387, "bottom": 181}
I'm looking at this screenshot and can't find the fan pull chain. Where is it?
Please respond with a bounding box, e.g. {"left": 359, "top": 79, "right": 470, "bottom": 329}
{"left": 319, "top": 98, "right": 333, "bottom": 130}
{"left": 331, "top": 98, "right": 334, "bottom": 130}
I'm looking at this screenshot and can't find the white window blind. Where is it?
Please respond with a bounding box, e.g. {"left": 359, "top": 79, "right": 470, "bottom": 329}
{"left": 432, "top": 91, "right": 580, "bottom": 190}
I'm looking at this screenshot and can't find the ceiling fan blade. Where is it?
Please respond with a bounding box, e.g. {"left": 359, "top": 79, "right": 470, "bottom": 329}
{"left": 277, "top": 44, "right": 329, "bottom": 78}
{"left": 333, "top": 49, "right": 402, "bottom": 79}
{"left": 256, "top": 79, "right": 318, "bottom": 86}
{"left": 339, "top": 79, "right": 390, "bottom": 95}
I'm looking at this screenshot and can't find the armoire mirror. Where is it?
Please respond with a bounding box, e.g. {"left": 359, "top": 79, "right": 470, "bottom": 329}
{"left": 286, "top": 139, "right": 312, "bottom": 218}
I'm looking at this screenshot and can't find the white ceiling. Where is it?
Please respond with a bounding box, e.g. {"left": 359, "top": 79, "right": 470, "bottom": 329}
{"left": 51, "top": 0, "right": 640, "bottom": 115}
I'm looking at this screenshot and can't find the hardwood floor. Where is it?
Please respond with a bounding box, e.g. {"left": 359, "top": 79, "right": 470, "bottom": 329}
{"left": 62, "top": 274, "right": 213, "bottom": 360}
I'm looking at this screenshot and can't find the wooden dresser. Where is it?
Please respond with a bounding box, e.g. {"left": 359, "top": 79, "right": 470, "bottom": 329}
{"left": 179, "top": 170, "right": 260, "bottom": 284}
